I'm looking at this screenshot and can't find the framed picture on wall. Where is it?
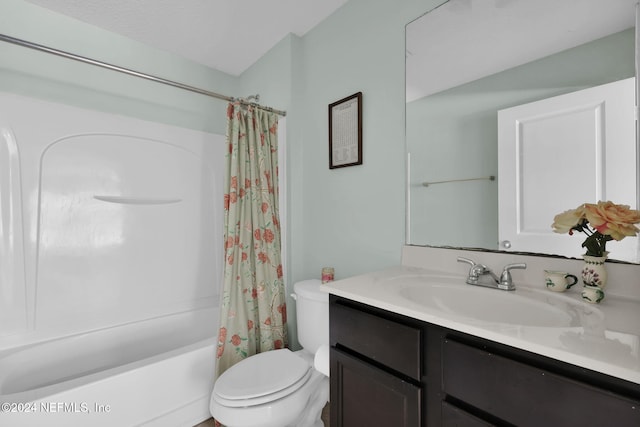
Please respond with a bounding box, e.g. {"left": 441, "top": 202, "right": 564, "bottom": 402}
{"left": 329, "top": 92, "right": 362, "bottom": 169}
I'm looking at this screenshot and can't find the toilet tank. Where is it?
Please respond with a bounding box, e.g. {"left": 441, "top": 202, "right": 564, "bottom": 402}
{"left": 293, "top": 280, "right": 329, "bottom": 354}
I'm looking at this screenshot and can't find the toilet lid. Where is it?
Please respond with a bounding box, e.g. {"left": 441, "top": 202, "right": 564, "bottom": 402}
{"left": 214, "top": 349, "right": 311, "bottom": 402}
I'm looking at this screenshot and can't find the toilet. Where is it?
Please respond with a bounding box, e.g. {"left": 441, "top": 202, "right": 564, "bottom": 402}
{"left": 210, "top": 280, "right": 330, "bottom": 427}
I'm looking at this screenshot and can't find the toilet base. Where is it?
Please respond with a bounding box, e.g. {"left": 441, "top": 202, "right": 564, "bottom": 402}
{"left": 210, "top": 372, "right": 329, "bottom": 427}
{"left": 290, "top": 377, "right": 329, "bottom": 427}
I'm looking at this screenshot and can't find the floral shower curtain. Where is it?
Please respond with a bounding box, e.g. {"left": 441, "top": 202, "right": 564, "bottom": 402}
{"left": 215, "top": 102, "right": 287, "bottom": 377}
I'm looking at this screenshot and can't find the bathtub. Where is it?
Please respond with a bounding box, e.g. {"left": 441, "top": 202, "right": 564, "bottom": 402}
{"left": 0, "top": 306, "right": 218, "bottom": 427}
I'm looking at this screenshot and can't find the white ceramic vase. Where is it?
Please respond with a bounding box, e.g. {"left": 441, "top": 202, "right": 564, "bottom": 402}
{"left": 581, "top": 253, "right": 608, "bottom": 289}
{"left": 581, "top": 252, "right": 607, "bottom": 304}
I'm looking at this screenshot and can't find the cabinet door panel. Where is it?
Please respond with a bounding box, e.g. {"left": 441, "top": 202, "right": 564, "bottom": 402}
{"left": 442, "top": 339, "right": 640, "bottom": 427}
{"left": 330, "top": 347, "right": 421, "bottom": 427}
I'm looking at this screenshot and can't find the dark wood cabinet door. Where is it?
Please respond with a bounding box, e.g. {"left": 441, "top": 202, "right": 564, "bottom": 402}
{"left": 330, "top": 347, "right": 421, "bottom": 427}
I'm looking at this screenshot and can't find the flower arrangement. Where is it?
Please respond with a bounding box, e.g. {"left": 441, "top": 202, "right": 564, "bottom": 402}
{"left": 552, "top": 201, "right": 640, "bottom": 257}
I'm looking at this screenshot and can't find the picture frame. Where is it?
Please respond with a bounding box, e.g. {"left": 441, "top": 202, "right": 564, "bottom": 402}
{"left": 329, "top": 92, "right": 362, "bottom": 169}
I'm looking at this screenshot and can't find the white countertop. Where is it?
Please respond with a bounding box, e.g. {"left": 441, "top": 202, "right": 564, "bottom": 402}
{"left": 321, "top": 265, "right": 640, "bottom": 385}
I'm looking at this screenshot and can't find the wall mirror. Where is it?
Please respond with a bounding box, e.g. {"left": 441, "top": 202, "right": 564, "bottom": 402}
{"left": 406, "top": 0, "right": 640, "bottom": 263}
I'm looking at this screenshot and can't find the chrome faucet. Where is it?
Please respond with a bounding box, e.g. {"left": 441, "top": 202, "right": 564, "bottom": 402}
{"left": 457, "top": 257, "right": 526, "bottom": 291}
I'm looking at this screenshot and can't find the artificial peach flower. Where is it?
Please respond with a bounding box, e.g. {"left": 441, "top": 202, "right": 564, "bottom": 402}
{"left": 552, "top": 205, "right": 585, "bottom": 234}
{"left": 583, "top": 201, "right": 640, "bottom": 241}
{"left": 552, "top": 201, "right": 640, "bottom": 257}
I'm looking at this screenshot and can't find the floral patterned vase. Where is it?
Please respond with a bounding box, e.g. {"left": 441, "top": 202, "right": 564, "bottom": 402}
{"left": 581, "top": 253, "right": 608, "bottom": 289}
{"left": 581, "top": 253, "right": 607, "bottom": 304}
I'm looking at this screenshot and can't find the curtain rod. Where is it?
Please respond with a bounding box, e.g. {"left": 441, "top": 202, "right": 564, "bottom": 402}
{"left": 0, "top": 33, "right": 286, "bottom": 116}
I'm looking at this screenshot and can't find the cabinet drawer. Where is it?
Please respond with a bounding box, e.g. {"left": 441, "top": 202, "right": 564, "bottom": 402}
{"left": 330, "top": 300, "right": 421, "bottom": 380}
{"left": 442, "top": 338, "right": 640, "bottom": 426}
{"left": 441, "top": 402, "right": 494, "bottom": 427}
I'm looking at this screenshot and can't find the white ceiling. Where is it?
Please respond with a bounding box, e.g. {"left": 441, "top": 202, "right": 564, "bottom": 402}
{"left": 24, "top": 0, "right": 348, "bottom": 76}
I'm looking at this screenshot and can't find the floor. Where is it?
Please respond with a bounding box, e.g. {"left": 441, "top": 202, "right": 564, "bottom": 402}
{"left": 195, "top": 402, "right": 330, "bottom": 426}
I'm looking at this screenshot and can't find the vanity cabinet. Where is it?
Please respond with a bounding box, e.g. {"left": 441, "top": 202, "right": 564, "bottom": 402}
{"left": 441, "top": 337, "right": 640, "bottom": 426}
{"left": 329, "top": 295, "right": 640, "bottom": 427}
{"left": 329, "top": 296, "right": 424, "bottom": 426}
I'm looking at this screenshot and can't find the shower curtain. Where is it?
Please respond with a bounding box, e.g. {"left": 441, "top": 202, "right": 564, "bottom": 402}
{"left": 215, "top": 102, "right": 287, "bottom": 377}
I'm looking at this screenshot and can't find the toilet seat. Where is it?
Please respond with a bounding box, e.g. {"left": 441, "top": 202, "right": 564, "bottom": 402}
{"left": 213, "top": 349, "right": 312, "bottom": 408}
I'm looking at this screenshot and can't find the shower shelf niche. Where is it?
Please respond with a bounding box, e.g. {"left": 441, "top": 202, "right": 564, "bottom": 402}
{"left": 93, "top": 195, "right": 183, "bottom": 205}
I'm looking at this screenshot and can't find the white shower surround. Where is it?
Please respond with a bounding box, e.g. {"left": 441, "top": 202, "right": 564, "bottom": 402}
{"left": 0, "top": 93, "right": 225, "bottom": 426}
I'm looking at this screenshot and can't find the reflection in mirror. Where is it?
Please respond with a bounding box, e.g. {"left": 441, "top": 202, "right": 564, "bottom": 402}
{"left": 406, "top": 0, "right": 639, "bottom": 263}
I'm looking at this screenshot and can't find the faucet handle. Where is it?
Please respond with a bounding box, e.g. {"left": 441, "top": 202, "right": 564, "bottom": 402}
{"left": 499, "top": 263, "right": 527, "bottom": 289}
{"left": 458, "top": 257, "right": 490, "bottom": 275}
{"left": 457, "top": 257, "right": 476, "bottom": 267}
{"left": 502, "top": 263, "right": 527, "bottom": 273}
{"left": 458, "top": 257, "right": 485, "bottom": 282}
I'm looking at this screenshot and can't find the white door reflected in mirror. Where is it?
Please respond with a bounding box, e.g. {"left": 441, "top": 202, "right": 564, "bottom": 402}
{"left": 498, "top": 77, "right": 637, "bottom": 262}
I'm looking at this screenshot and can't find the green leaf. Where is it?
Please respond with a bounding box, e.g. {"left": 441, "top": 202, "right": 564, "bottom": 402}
{"left": 581, "top": 232, "right": 606, "bottom": 257}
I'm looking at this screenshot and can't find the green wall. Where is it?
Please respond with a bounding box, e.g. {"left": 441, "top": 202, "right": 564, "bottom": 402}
{"left": 237, "top": 0, "right": 442, "bottom": 348}
{"left": 291, "top": 0, "right": 437, "bottom": 283}
{"left": 239, "top": 0, "right": 442, "bottom": 287}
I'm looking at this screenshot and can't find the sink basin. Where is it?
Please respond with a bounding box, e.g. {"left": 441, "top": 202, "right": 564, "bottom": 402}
{"left": 396, "top": 277, "right": 586, "bottom": 327}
